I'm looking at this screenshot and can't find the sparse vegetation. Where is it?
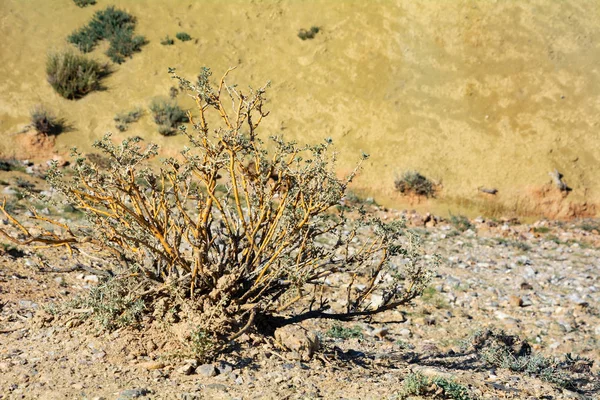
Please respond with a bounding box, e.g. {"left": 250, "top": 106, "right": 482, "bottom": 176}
{"left": 46, "top": 51, "right": 108, "bottom": 99}
{"left": 465, "top": 329, "right": 593, "bottom": 389}
{"left": 149, "top": 97, "right": 188, "bottom": 135}
{"left": 449, "top": 214, "right": 473, "bottom": 232}
{"left": 399, "top": 372, "right": 473, "bottom": 400}
{"left": 30, "top": 106, "right": 66, "bottom": 136}
{"left": 298, "top": 26, "right": 320, "bottom": 40}
{"left": 68, "top": 6, "right": 146, "bottom": 64}
{"left": 160, "top": 36, "right": 175, "bottom": 46}
{"left": 73, "top": 0, "right": 96, "bottom": 7}
{"left": 0, "top": 67, "right": 435, "bottom": 358}
{"left": 395, "top": 171, "right": 435, "bottom": 197}
{"left": 533, "top": 226, "right": 551, "bottom": 234}
{"left": 326, "top": 324, "right": 363, "bottom": 340}
{"left": 578, "top": 220, "right": 600, "bottom": 232}
{"left": 114, "top": 108, "right": 143, "bottom": 132}
{"left": 175, "top": 32, "right": 192, "bottom": 42}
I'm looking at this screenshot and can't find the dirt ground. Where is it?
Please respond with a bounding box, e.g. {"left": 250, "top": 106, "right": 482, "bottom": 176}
{"left": 2, "top": 0, "right": 600, "bottom": 218}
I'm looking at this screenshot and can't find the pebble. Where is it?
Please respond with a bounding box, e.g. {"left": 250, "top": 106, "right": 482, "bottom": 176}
{"left": 139, "top": 361, "right": 165, "bottom": 370}
{"left": 197, "top": 363, "right": 217, "bottom": 377}
{"left": 118, "top": 388, "right": 150, "bottom": 399}
{"left": 178, "top": 363, "right": 195, "bottom": 375}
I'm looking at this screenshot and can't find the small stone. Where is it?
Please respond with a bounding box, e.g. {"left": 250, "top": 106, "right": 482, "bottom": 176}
{"left": 2, "top": 187, "right": 17, "bottom": 196}
{"left": 18, "top": 300, "right": 38, "bottom": 309}
{"left": 119, "top": 388, "right": 150, "bottom": 399}
{"left": 139, "top": 361, "right": 165, "bottom": 370}
{"left": 398, "top": 328, "right": 411, "bottom": 338}
{"left": 204, "top": 383, "right": 228, "bottom": 391}
{"left": 84, "top": 275, "right": 99, "bottom": 283}
{"left": 197, "top": 363, "right": 217, "bottom": 377}
{"left": 509, "top": 295, "right": 524, "bottom": 307}
{"left": 520, "top": 282, "right": 533, "bottom": 290}
{"left": 178, "top": 363, "right": 195, "bottom": 375}
{"left": 216, "top": 361, "right": 233, "bottom": 375}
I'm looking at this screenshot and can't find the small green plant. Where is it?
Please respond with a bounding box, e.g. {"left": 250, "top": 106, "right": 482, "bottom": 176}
{"left": 400, "top": 372, "right": 429, "bottom": 396}
{"left": 175, "top": 32, "right": 192, "bottom": 42}
{"left": 46, "top": 51, "right": 108, "bottom": 99}
{"left": 326, "top": 324, "right": 363, "bottom": 340}
{"left": 395, "top": 171, "right": 435, "bottom": 197}
{"left": 465, "top": 329, "right": 593, "bottom": 389}
{"left": 298, "top": 26, "right": 320, "bottom": 40}
{"left": 73, "top": 0, "right": 96, "bottom": 6}
{"left": 449, "top": 214, "right": 473, "bottom": 232}
{"left": 578, "top": 220, "right": 600, "bottom": 232}
{"left": 72, "top": 274, "right": 145, "bottom": 330}
{"left": 114, "top": 108, "right": 143, "bottom": 132}
{"left": 161, "top": 36, "right": 175, "bottom": 46}
{"left": 532, "top": 226, "right": 550, "bottom": 234}
{"left": 68, "top": 6, "right": 145, "bottom": 64}
{"left": 30, "top": 106, "right": 66, "bottom": 136}
{"left": 149, "top": 97, "right": 188, "bottom": 135}
{"left": 400, "top": 372, "right": 473, "bottom": 400}
{"left": 169, "top": 86, "right": 179, "bottom": 99}
{"left": 431, "top": 377, "right": 472, "bottom": 400}
{"left": 189, "top": 327, "right": 216, "bottom": 358}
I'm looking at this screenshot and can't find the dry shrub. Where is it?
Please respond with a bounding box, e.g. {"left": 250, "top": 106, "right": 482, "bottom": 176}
{"left": 0, "top": 67, "right": 435, "bottom": 357}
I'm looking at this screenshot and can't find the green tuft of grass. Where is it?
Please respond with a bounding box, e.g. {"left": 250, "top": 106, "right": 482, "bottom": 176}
{"left": 175, "top": 32, "right": 192, "bottom": 42}
{"left": 46, "top": 51, "right": 109, "bottom": 99}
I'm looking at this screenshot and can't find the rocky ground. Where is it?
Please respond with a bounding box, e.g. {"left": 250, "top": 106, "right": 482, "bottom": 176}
{"left": 1, "top": 164, "right": 600, "bottom": 399}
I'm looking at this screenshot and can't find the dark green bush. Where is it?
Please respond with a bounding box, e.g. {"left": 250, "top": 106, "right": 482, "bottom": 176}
{"left": 73, "top": 0, "right": 96, "bottom": 7}
{"left": 68, "top": 6, "right": 145, "bottom": 64}
{"left": 175, "top": 32, "right": 192, "bottom": 42}
{"left": 30, "top": 106, "right": 67, "bottom": 135}
{"left": 395, "top": 171, "right": 435, "bottom": 197}
{"left": 298, "top": 26, "right": 320, "bottom": 40}
{"left": 149, "top": 98, "right": 188, "bottom": 136}
{"left": 46, "top": 51, "right": 109, "bottom": 99}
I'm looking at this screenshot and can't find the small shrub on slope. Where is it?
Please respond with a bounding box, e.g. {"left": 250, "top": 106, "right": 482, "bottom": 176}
{"left": 46, "top": 51, "right": 108, "bottom": 99}
{"left": 149, "top": 98, "right": 188, "bottom": 135}
{"left": 68, "top": 6, "right": 145, "bottom": 63}
{"left": 395, "top": 170, "right": 435, "bottom": 197}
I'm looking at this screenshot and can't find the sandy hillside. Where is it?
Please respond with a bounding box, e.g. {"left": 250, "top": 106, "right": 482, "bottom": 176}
{"left": 1, "top": 0, "right": 600, "bottom": 218}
